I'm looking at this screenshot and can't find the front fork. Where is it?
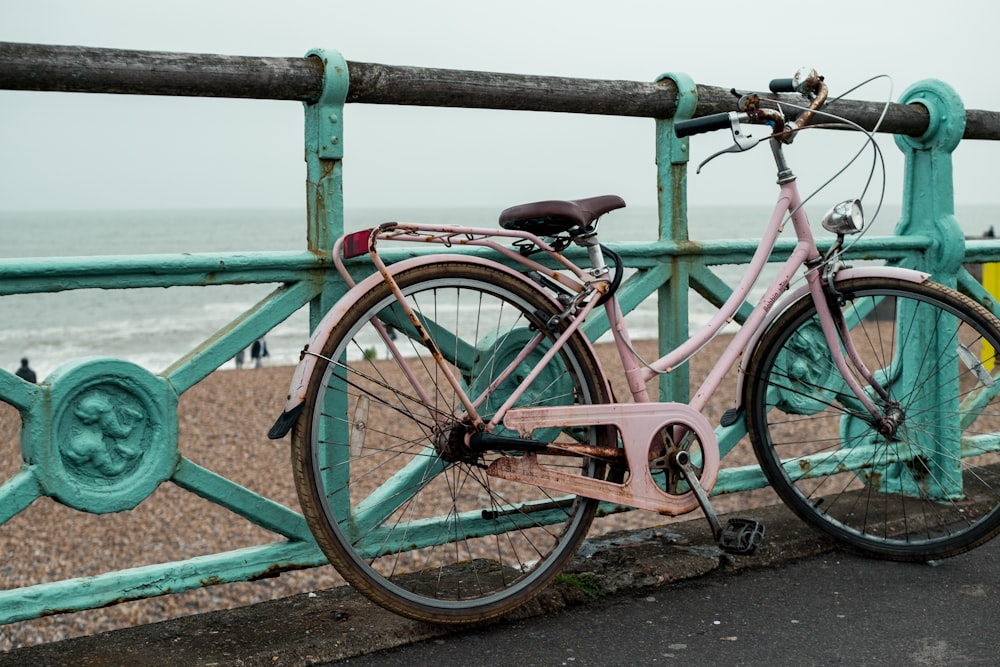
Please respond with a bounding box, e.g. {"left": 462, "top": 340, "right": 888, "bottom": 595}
{"left": 809, "top": 257, "right": 899, "bottom": 431}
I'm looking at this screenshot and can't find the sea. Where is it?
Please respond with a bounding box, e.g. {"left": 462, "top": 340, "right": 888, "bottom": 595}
{"left": 1, "top": 204, "right": 997, "bottom": 380}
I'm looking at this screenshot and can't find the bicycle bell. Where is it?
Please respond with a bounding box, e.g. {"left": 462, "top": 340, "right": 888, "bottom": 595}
{"left": 821, "top": 198, "right": 864, "bottom": 235}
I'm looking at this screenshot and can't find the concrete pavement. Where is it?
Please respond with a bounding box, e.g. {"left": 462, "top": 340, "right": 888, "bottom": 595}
{"left": 337, "top": 533, "right": 1000, "bottom": 667}
{"left": 3, "top": 502, "right": 995, "bottom": 666}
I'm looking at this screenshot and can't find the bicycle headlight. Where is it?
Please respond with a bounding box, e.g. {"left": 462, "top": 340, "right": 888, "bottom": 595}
{"left": 821, "top": 199, "right": 864, "bottom": 235}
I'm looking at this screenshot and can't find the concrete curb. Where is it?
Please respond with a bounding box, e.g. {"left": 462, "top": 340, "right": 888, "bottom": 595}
{"left": 0, "top": 503, "right": 835, "bottom": 666}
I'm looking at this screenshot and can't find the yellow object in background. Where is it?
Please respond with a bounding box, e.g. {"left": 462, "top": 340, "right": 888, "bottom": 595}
{"left": 983, "top": 263, "right": 1000, "bottom": 370}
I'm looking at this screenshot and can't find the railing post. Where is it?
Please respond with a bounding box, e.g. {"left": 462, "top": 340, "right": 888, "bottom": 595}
{"left": 889, "top": 80, "right": 967, "bottom": 498}
{"left": 303, "top": 49, "right": 350, "bottom": 329}
{"left": 653, "top": 72, "right": 697, "bottom": 402}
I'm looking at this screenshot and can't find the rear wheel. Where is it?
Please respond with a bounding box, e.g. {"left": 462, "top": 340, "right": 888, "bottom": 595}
{"left": 292, "top": 261, "right": 610, "bottom": 623}
{"left": 745, "top": 278, "right": 1000, "bottom": 561}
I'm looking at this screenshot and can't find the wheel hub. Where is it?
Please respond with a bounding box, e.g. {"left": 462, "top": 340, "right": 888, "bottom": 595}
{"left": 432, "top": 421, "right": 479, "bottom": 464}
{"left": 876, "top": 405, "right": 905, "bottom": 437}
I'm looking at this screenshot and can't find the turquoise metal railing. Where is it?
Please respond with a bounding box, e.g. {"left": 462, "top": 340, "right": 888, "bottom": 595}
{"left": 1, "top": 44, "right": 999, "bottom": 624}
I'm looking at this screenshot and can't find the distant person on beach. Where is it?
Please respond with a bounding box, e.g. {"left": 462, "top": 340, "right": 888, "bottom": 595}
{"left": 15, "top": 358, "right": 36, "bottom": 383}
{"left": 384, "top": 324, "right": 398, "bottom": 358}
{"left": 250, "top": 338, "right": 269, "bottom": 368}
{"left": 234, "top": 348, "right": 245, "bottom": 369}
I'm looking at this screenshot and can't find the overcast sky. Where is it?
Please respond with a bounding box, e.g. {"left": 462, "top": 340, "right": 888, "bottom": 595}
{"left": 1, "top": 1, "right": 999, "bottom": 215}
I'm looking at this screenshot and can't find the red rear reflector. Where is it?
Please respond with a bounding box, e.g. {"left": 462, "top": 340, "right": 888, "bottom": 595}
{"left": 343, "top": 229, "right": 374, "bottom": 259}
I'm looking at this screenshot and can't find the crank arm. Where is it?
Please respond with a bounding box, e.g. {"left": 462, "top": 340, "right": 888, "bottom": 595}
{"left": 672, "top": 450, "right": 722, "bottom": 539}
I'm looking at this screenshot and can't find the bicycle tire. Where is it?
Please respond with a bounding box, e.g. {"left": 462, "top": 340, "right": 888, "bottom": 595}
{"left": 745, "top": 277, "right": 1000, "bottom": 561}
{"left": 291, "top": 260, "right": 611, "bottom": 623}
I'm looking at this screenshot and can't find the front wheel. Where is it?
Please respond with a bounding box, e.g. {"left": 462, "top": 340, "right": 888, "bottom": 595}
{"left": 291, "top": 261, "right": 611, "bottom": 623}
{"left": 745, "top": 277, "right": 1000, "bottom": 561}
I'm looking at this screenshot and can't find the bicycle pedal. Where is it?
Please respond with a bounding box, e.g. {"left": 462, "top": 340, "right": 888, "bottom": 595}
{"left": 718, "top": 517, "right": 765, "bottom": 555}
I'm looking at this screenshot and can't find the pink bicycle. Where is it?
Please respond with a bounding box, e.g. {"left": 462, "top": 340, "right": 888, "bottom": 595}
{"left": 270, "top": 70, "right": 1000, "bottom": 623}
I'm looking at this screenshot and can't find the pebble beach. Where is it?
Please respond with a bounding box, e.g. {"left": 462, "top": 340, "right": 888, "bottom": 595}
{"left": 0, "top": 337, "right": 775, "bottom": 651}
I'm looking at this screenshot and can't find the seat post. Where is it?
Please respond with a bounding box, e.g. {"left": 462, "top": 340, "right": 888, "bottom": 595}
{"left": 575, "top": 229, "right": 609, "bottom": 277}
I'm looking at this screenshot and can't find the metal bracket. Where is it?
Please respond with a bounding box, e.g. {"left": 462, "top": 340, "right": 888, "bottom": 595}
{"left": 655, "top": 71, "right": 698, "bottom": 164}
{"left": 893, "top": 79, "right": 966, "bottom": 280}
{"left": 304, "top": 48, "right": 349, "bottom": 160}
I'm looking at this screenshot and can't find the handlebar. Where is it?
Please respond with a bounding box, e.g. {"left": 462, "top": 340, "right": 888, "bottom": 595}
{"left": 673, "top": 113, "right": 742, "bottom": 138}
{"left": 674, "top": 68, "right": 827, "bottom": 140}
{"left": 768, "top": 78, "right": 796, "bottom": 93}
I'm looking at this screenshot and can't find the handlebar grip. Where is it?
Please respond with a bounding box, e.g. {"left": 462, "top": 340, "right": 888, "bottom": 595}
{"left": 769, "top": 78, "right": 797, "bottom": 93}
{"left": 674, "top": 113, "right": 732, "bottom": 138}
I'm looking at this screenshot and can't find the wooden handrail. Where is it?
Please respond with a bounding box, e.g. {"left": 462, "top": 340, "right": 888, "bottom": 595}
{"left": 2, "top": 41, "right": 1000, "bottom": 140}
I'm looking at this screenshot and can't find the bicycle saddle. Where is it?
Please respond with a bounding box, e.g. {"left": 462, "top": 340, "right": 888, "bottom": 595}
{"left": 499, "top": 195, "right": 626, "bottom": 236}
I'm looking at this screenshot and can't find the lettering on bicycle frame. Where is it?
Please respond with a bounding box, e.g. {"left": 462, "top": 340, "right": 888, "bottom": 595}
{"left": 761, "top": 277, "right": 790, "bottom": 313}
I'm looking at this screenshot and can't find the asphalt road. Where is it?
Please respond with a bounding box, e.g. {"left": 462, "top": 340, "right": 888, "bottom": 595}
{"left": 331, "top": 537, "right": 1000, "bottom": 667}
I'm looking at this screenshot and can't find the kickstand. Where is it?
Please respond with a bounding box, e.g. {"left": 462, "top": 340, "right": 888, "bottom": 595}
{"left": 672, "top": 451, "right": 765, "bottom": 555}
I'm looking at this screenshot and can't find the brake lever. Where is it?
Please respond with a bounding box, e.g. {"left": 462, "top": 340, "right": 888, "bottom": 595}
{"left": 695, "top": 112, "right": 762, "bottom": 173}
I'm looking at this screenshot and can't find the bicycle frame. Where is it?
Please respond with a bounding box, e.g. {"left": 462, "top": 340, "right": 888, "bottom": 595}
{"left": 275, "top": 143, "right": 934, "bottom": 517}
{"left": 481, "top": 176, "right": 928, "bottom": 514}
